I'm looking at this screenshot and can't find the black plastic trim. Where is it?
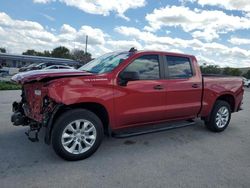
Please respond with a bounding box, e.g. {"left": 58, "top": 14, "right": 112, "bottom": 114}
{"left": 113, "top": 121, "right": 195, "bottom": 138}
{"left": 44, "top": 104, "right": 64, "bottom": 145}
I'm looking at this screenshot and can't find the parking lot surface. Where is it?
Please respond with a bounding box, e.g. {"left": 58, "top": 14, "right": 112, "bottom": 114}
{"left": 0, "top": 88, "right": 250, "bottom": 188}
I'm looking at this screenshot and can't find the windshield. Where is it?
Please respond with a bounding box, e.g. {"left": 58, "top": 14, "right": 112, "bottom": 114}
{"left": 78, "top": 52, "right": 131, "bottom": 74}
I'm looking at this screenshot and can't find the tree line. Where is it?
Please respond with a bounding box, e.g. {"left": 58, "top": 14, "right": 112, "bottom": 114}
{"left": 1, "top": 46, "right": 92, "bottom": 65}
{"left": 200, "top": 65, "right": 250, "bottom": 79}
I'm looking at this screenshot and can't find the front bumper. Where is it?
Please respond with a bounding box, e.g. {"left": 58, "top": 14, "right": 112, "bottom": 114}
{"left": 11, "top": 101, "right": 29, "bottom": 126}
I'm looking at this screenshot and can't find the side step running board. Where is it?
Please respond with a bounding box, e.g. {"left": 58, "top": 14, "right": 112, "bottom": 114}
{"left": 112, "top": 121, "right": 196, "bottom": 138}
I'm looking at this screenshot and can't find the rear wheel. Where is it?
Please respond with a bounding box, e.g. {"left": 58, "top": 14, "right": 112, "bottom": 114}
{"left": 52, "top": 109, "right": 104, "bottom": 161}
{"left": 205, "top": 100, "right": 231, "bottom": 132}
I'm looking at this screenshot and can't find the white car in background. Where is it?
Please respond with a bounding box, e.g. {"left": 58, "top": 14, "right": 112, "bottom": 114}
{"left": 242, "top": 77, "right": 250, "bottom": 88}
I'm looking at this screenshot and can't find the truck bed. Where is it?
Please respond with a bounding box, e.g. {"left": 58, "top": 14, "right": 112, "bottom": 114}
{"left": 200, "top": 75, "right": 244, "bottom": 117}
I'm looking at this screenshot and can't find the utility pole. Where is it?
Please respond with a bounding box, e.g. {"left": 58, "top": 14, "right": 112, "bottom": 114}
{"left": 85, "top": 35, "right": 88, "bottom": 54}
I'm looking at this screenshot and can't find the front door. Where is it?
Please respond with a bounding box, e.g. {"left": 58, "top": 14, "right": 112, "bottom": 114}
{"left": 114, "top": 54, "right": 166, "bottom": 128}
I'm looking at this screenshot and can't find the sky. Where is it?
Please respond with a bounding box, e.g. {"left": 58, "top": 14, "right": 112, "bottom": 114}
{"left": 0, "top": 0, "right": 250, "bottom": 67}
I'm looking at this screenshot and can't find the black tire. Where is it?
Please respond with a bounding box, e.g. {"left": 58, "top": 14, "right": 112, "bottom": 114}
{"left": 205, "top": 100, "right": 231, "bottom": 132}
{"left": 52, "top": 109, "right": 104, "bottom": 161}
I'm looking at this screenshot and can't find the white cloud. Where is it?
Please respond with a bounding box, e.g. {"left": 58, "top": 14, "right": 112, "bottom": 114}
{"left": 41, "top": 13, "right": 55, "bottom": 21}
{"left": 144, "top": 6, "right": 250, "bottom": 41}
{"left": 58, "top": 24, "right": 107, "bottom": 45}
{"left": 76, "top": 26, "right": 107, "bottom": 45}
{"left": 229, "top": 37, "right": 250, "bottom": 45}
{"left": 187, "top": 0, "right": 250, "bottom": 12}
{"left": 196, "top": 55, "right": 217, "bottom": 66}
{"left": 60, "top": 24, "right": 76, "bottom": 34}
{"left": 191, "top": 29, "right": 219, "bottom": 42}
{"left": 246, "top": 12, "right": 250, "bottom": 18}
{"left": 107, "top": 40, "right": 142, "bottom": 50}
{"left": 115, "top": 26, "right": 203, "bottom": 48}
{"left": 0, "top": 12, "right": 44, "bottom": 30}
{"left": 115, "top": 26, "right": 250, "bottom": 67}
{"left": 33, "top": 0, "right": 53, "bottom": 3}
{"left": 0, "top": 12, "right": 108, "bottom": 55}
{"left": 33, "top": 0, "right": 146, "bottom": 20}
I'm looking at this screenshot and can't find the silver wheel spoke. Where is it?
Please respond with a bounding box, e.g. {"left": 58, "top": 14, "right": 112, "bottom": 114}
{"left": 83, "top": 139, "right": 92, "bottom": 147}
{"left": 78, "top": 142, "right": 83, "bottom": 153}
{"left": 75, "top": 120, "right": 81, "bottom": 131}
{"left": 62, "top": 133, "right": 73, "bottom": 139}
{"left": 85, "top": 126, "right": 95, "bottom": 133}
{"left": 69, "top": 141, "right": 78, "bottom": 153}
{"left": 82, "top": 121, "right": 90, "bottom": 130}
{"left": 85, "top": 134, "right": 96, "bottom": 140}
{"left": 218, "top": 120, "right": 221, "bottom": 127}
{"left": 223, "top": 109, "right": 228, "bottom": 114}
{"left": 68, "top": 124, "right": 76, "bottom": 132}
{"left": 63, "top": 138, "right": 74, "bottom": 146}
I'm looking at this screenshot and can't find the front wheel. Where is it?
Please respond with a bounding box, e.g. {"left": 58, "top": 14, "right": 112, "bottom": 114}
{"left": 52, "top": 109, "right": 104, "bottom": 161}
{"left": 205, "top": 100, "right": 231, "bottom": 132}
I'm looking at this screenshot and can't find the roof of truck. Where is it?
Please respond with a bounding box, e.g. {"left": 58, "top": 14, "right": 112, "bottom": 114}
{"left": 126, "top": 48, "right": 195, "bottom": 58}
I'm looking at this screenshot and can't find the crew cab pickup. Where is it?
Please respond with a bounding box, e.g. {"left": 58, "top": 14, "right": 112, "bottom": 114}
{"left": 11, "top": 49, "right": 244, "bottom": 161}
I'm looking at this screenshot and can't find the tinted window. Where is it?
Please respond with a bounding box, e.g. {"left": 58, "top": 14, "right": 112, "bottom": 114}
{"left": 166, "top": 56, "right": 193, "bottom": 78}
{"left": 124, "top": 55, "right": 160, "bottom": 80}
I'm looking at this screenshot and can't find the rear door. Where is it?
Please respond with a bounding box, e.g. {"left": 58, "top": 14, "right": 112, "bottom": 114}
{"left": 164, "top": 55, "right": 202, "bottom": 119}
{"left": 114, "top": 54, "right": 167, "bottom": 128}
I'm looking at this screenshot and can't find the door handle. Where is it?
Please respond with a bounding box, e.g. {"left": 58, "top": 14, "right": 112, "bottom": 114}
{"left": 153, "top": 85, "right": 164, "bottom": 90}
{"left": 192, "top": 84, "right": 200, "bottom": 88}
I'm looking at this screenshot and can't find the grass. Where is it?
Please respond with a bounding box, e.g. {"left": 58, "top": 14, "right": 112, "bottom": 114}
{"left": 0, "top": 81, "right": 21, "bottom": 90}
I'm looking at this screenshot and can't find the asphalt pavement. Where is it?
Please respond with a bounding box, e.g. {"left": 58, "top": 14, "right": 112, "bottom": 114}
{"left": 0, "top": 88, "right": 250, "bottom": 188}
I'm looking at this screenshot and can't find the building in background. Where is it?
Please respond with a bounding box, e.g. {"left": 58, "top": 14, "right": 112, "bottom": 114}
{"left": 0, "top": 53, "right": 79, "bottom": 68}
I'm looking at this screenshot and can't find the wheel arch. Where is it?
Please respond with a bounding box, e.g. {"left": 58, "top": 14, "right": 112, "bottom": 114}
{"left": 44, "top": 102, "right": 110, "bottom": 144}
{"left": 202, "top": 93, "right": 235, "bottom": 123}
{"left": 216, "top": 94, "right": 235, "bottom": 112}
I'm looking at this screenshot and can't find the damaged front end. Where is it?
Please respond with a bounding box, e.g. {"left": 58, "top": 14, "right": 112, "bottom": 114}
{"left": 10, "top": 69, "right": 92, "bottom": 143}
{"left": 11, "top": 83, "right": 56, "bottom": 142}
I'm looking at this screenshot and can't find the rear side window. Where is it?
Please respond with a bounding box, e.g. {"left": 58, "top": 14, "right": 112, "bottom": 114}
{"left": 124, "top": 55, "right": 160, "bottom": 80}
{"left": 166, "top": 56, "right": 193, "bottom": 78}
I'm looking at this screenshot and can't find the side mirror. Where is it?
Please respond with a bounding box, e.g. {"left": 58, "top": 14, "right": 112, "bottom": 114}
{"left": 119, "top": 71, "right": 139, "bottom": 86}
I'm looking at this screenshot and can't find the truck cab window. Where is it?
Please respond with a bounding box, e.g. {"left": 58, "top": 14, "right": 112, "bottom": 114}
{"left": 124, "top": 55, "right": 160, "bottom": 80}
{"left": 166, "top": 56, "right": 193, "bottom": 78}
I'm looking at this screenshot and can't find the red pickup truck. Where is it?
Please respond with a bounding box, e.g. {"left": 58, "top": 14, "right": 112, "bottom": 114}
{"left": 11, "top": 49, "right": 244, "bottom": 161}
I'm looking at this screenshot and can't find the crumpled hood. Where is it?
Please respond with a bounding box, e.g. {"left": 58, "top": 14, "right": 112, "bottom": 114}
{"left": 11, "top": 69, "right": 92, "bottom": 84}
